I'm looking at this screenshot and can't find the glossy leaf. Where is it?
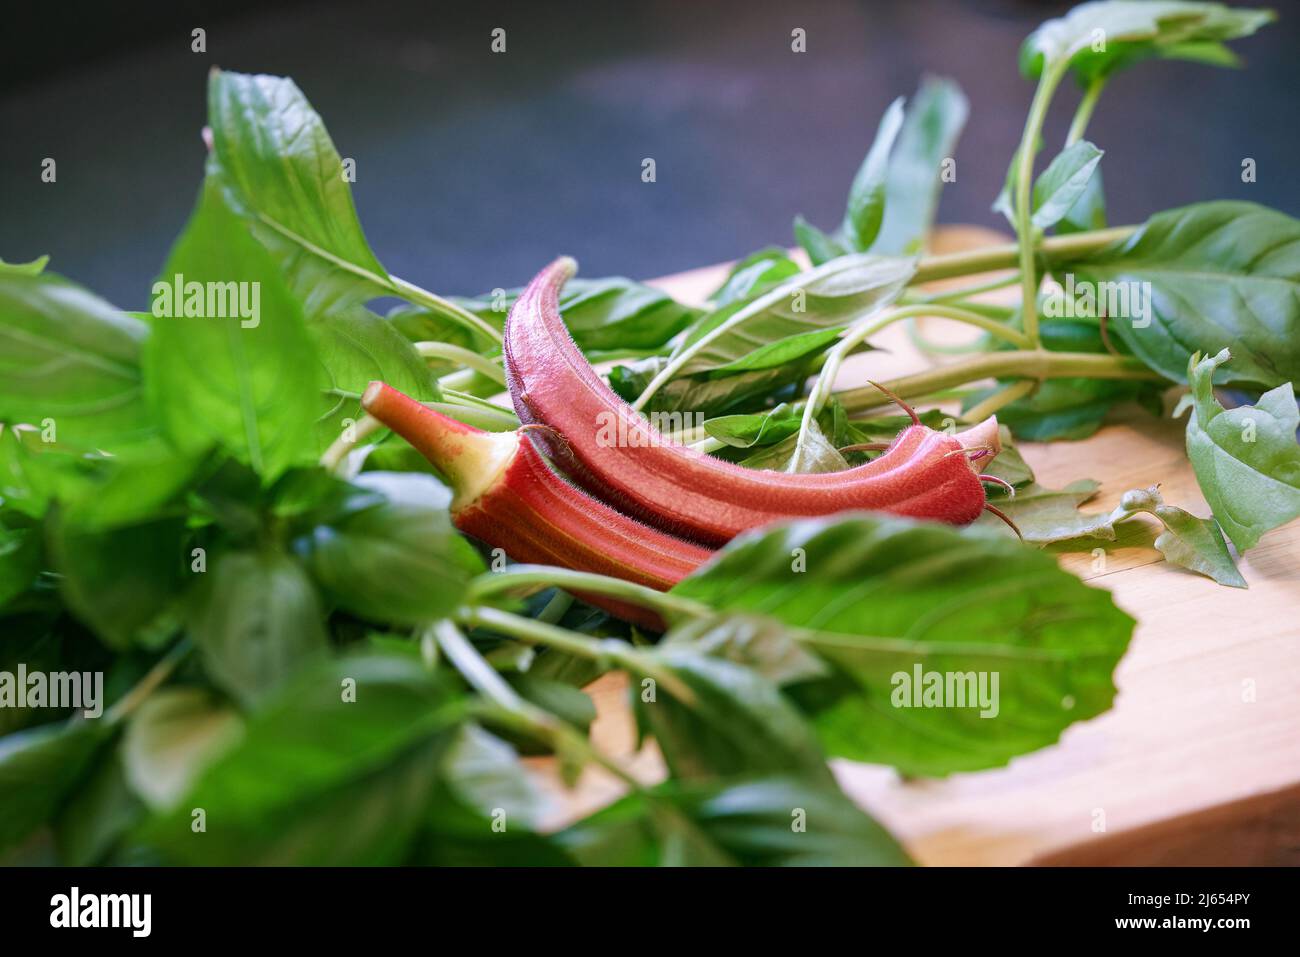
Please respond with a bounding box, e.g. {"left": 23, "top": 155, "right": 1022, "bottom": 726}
{"left": 1062, "top": 202, "right": 1300, "bottom": 388}
{"left": 668, "top": 254, "right": 914, "bottom": 378}
{"left": 207, "top": 70, "right": 390, "bottom": 313}
{"left": 144, "top": 183, "right": 320, "bottom": 480}
{"left": 794, "top": 98, "right": 904, "bottom": 263}
{"left": 672, "top": 516, "right": 1135, "bottom": 776}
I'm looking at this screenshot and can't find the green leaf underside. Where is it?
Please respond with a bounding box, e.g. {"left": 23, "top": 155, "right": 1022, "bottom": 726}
{"left": 1032, "top": 141, "right": 1104, "bottom": 230}
{"left": 1020, "top": 2, "right": 1274, "bottom": 81}
{"left": 670, "top": 254, "right": 915, "bottom": 377}
{"left": 873, "top": 77, "right": 969, "bottom": 256}
{"left": 0, "top": 275, "right": 153, "bottom": 448}
{"left": 310, "top": 305, "right": 440, "bottom": 454}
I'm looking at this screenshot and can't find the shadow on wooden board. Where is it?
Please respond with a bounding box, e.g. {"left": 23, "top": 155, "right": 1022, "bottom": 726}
{"left": 1032, "top": 783, "right": 1300, "bottom": 866}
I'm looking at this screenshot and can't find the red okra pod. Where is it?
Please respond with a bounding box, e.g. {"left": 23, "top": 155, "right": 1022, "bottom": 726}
{"left": 504, "top": 257, "right": 1000, "bottom": 546}
{"left": 361, "top": 381, "right": 712, "bottom": 629}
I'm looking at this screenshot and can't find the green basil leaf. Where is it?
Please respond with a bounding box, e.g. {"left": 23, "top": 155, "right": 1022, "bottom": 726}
{"left": 633, "top": 648, "right": 833, "bottom": 783}
{"left": 704, "top": 326, "right": 846, "bottom": 376}
{"left": 451, "top": 276, "right": 699, "bottom": 354}
{"left": 60, "top": 439, "right": 207, "bottom": 533}
{"left": 505, "top": 673, "right": 597, "bottom": 737}
{"left": 49, "top": 514, "right": 189, "bottom": 650}
{"left": 437, "top": 723, "right": 547, "bottom": 831}
{"left": 1020, "top": 1, "right": 1274, "bottom": 82}
{"left": 0, "top": 256, "right": 49, "bottom": 276}
{"left": 1131, "top": 490, "right": 1247, "bottom": 587}
{"left": 793, "top": 98, "right": 904, "bottom": 261}
{"left": 1062, "top": 201, "right": 1300, "bottom": 388}
{"left": 310, "top": 305, "right": 440, "bottom": 454}
{"left": 122, "top": 687, "right": 244, "bottom": 811}
{"left": 974, "top": 479, "right": 1109, "bottom": 544}
{"left": 873, "top": 76, "right": 969, "bottom": 256}
{"left": 792, "top": 217, "right": 848, "bottom": 267}
{"left": 708, "top": 248, "right": 802, "bottom": 307}
{"left": 668, "top": 254, "right": 915, "bottom": 377}
{"left": 0, "top": 717, "right": 114, "bottom": 856}
{"left": 1184, "top": 349, "right": 1300, "bottom": 551}
{"left": 1058, "top": 165, "right": 1108, "bottom": 235}
{"left": 841, "top": 98, "right": 906, "bottom": 249}
{"left": 389, "top": 301, "right": 497, "bottom": 357}
{"left": 671, "top": 515, "right": 1135, "bottom": 776}
{"left": 775, "top": 419, "right": 850, "bottom": 475}
{"left": 1032, "top": 141, "right": 1104, "bottom": 230}
{"left": 295, "top": 471, "right": 484, "bottom": 625}
{"left": 54, "top": 746, "right": 143, "bottom": 865}
{"left": 608, "top": 355, "right": 814, "bottom": 418}
{"left": 704, "top": 403, "right": 803, "bottom": 449}
{"left": 412, "top": 722, "right": 569, "bottom": 865}
{"left": 139, "top": 654, "right": 461, "bottom": 865}
{"left": 991, "top": 145, "right": 1022, "bottom": 227}
{"left": 207, "top": 70, "right": 391, "bottom": 313}
{"left": 0, "top": 520, "right": 40, "bottom": 610}
{"left": 558, "top": 775, "right": 910, "bottom": 867}
{"left": 983, "top": 481, "right": 1248, "bottom": 586}
{"left": 0, "top": 626, "right": 66, "bottom": 736}
{"left": 186, "top": 548, "right": 329, "bottom": 705}
{"left": 969, "top": 377, "right": 1160, "bottom": 441}
{"left": 0, "top": 273, "right": 154, "bottom": 448}
{"left": 144, "top": 183, "right": 320, "bottom": 480}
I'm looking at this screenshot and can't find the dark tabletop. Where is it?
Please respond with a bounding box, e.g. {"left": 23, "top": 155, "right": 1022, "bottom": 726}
{"left": 2, "top": 0, "right": 1296, "bottom": 309}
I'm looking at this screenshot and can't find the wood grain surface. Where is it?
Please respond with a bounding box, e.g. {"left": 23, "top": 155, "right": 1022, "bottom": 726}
{"left": 521, "top": 228, "right": 1300, "bottom": 866}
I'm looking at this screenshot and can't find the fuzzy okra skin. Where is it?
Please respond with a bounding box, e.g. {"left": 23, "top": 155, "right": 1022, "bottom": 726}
{"left": 505, "top": 257, "right": 998, "bottom": 546}
{"left": 361, "top": 381, "right": 712, "bottom": 629}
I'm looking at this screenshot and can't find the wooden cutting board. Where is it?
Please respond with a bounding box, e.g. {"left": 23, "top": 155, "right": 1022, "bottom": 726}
{"left": 522, "top": 228, "right": 1300, "bottom": 866}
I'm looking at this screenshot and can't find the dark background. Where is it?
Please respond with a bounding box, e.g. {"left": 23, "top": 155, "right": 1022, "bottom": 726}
{"left": 1, "top": 0, "right": 1296, "bottom": 309}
